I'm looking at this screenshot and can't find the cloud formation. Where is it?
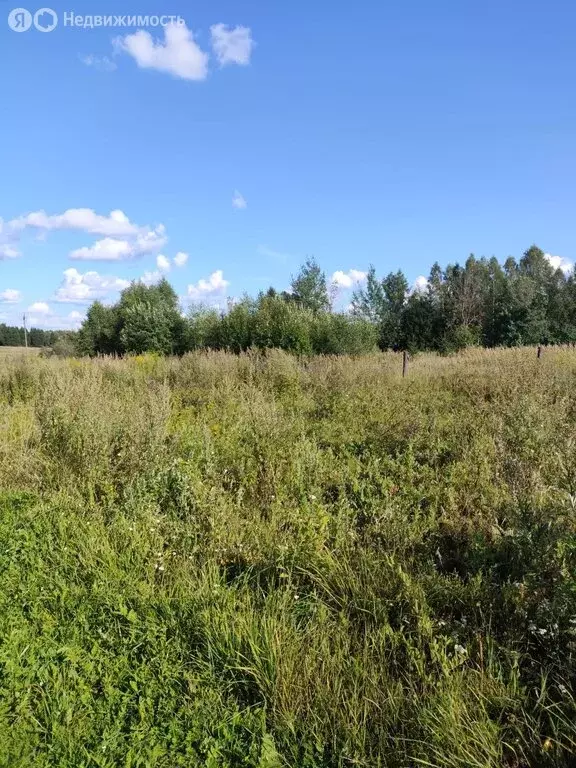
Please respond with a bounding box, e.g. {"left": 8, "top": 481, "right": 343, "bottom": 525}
{"left": 156, "top": 254, "right": 171, "bottom": 272}
{"left": 69, "top": 226, "right": 167, "bottom": 262}
{"left": 0, "top": 289, "right": 21, "bottom": 304}
{"left": 10, "top": 208, "right": 138, "bottom": 237}
{"left": 331, "top": 269, "right": 367, "bottom": 289}
{"left": 174, "top": 251, "right": 189, "bottom": 267}
{"left": 140, "top": 271, "right": 164, "bottom": 286}
{"left": 0, "top": 244, "right": 20, "bottom": 260}
{"left": 112, "top": 21, "right": 254, "bottom": 81}
{"left": 545, "top": 253, "right": 573, "bottom": 275}
{"left": 187, "top": 270, "right": 229, "bottom": 300}
{"left": 27, "top": 302, "right": 51, "bottom": 315}
{"left": 232, "top": 191, "right": 247, "bottom": 210}
{"left": 210, "top": 24, "right": 254, "bottom": 66}
{"left": 412, "top": 276, "right": 429, "bottom": 294}
{"left": 54, "top": 268, "right": 130, "bottom": 303}
{"left": 26, "top": 305, "right": 85, "bottom": 330}
{"left": 4, "top": 208, "right": 168, "bottom": 263}
{"left": 115, "top": 23, "right": 209, "bottom": 81}
{"left": 80, "top": 54, "right": 117, "bottom": 72}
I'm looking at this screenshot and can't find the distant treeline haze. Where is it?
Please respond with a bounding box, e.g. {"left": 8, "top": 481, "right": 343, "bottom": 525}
{"left": 0, "top": 324, "right": 65, "bottom": 349}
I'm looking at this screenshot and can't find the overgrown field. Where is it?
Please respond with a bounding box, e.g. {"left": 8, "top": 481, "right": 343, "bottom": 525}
{"left": 1, "top": 348, "right": 576, "bottom": 767}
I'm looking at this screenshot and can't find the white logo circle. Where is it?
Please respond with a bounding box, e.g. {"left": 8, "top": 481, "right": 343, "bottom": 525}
{"left": 8, "top": 7, "right": 32, "bottom": 31}
{"left": 34, "top": 7, "right": 57, "bottom": 32}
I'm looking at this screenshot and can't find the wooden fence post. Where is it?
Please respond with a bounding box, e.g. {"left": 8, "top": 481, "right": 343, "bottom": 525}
{"left": 402, "top": 350, "right": 408, "bottom": 378}
{"left": 537, "top": 345, "right": 542, "bottom": 359}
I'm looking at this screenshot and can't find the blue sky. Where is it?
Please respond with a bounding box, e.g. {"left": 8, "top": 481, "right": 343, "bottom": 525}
{"left": 1, "top": 0, "right": 576, "bottom": 329}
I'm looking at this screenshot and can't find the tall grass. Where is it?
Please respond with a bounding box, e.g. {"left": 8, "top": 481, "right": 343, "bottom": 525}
{"left": 0, "top": 347, "right": 575, "bottom": 766}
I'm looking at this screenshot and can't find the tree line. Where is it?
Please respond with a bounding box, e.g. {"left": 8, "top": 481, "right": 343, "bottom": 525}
{"left": 72, "top": 244, "right": 576, "bottom": 356}
{"left": 0, "top": 323, "right": 68, "bottom": 349}
{"left": 361, "top": 245, "right": 576, "bottom": 352}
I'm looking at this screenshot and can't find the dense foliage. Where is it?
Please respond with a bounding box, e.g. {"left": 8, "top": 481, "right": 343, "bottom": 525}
{"left": 0, "top": 323, "right": 66, "bottom": 348}
{"left": 354, "top": 245, "right": 576, "bottom": 352}
{"left": 77, "top": 261, "right": 378, "bottom": 357}
{"left": 1, "top": 347, "right": 576, "bottom": 766}
{"left": 77, "top": 246, "right": 576, "bottom": 357}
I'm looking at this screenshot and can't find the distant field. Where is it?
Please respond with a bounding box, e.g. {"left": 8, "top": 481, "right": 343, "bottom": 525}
{"left": 0, "top": 346, "right": 43, "bottom": 355}
{"left": 0, "top": 347, "right": 575, "bottom": 767}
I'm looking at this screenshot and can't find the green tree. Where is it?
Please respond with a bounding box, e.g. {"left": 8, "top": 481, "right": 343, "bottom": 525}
{"left": 310, "top": 313, "right": 378, "bottom": 355}
{"left": 290, "top": 258, "right": 330, "bottom": 314}
{"left": 188, "top": 305, "right": 222, "bottom": 350}
{"left": 77, "top": 302, "right": 120, "bottom": 356}
{"left": 352, "top": 267, "right": 408, "bottom": 349}
{"left": 117, "top": 279, "right": 185, "bottom": 355}
{"left": 120, "top": 302, "right": 175, "bottom": 354}
{"left": 351, "top": 266, "right": 386, "bottom": 323}
{"left": 252, "top": 294, "right": 312, "bottom": 353}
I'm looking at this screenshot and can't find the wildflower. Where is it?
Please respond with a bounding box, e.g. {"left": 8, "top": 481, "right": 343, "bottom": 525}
{"left": 543, "top": 738, "right": 553, "bottom": 751}
{"left": 454, "top": 644, "right": 467, "bottom": 655}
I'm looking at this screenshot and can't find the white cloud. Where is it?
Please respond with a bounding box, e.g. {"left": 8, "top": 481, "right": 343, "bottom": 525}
{"left": 28, "top": 302, "right": 51, "bottom": 315}
{"left": 70, "top": 225, "right": 167, "bottom": 262}
{"left": 232, "top": 190, "right": 247, "bottom": 210}
{"left": 0, "top": 244, "right": 20, "bottom": 260}
{"left": 0, "top": 217, "right": 20, "bottom": 258}
{"left": 140, "top": 270, "right": 163, "bottom": 286}
{"left": 331, "top": 269, "right": 367, "bottom": 289}
{"left": 54, "top": 268, "right": 130, "bottom": 303}
{"left": 156, "top": 254, "right": 171, "bottom": 272}
{"left": 10, "top": 208, "right": 138, "bottom": 237}
{"left": 115, "top": 23, "right": 209, "bottom": 81}
{"left": 187, "top": 270, "right": 229, "bottom": 300}
{"left": 26, "top": 309, "right": 85, "bottom": 331}
{"left": 545, "top": 253, "right": 573, "bottom": 275}
{"left": 4, "top": 208, "right": 167, "bottom": 264}
{"left": 70, "top": 238, "right": 133, "bottom": 262}
{"left": 412, "top": 276, "right": 429, "bottom": 294}
{"left": 80, "top": 54, "right": 117, "bottom": 72}
{"left": 210, "top": 24, "right": 254, "bottom": 66}
{"left": 0, "top": 289, "right": 21, "bottom": 304}
{"left": 174, "top": 251, "right": 189, "bottom": 267}
{"left": 134, "top": 225, "right": 168, "bottom": 254}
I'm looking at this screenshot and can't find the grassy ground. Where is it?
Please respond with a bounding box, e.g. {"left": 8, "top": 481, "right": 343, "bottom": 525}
{"left": 0, "top": 346, "right": 43, "bottom": 355}
{"left": 0, "top": 348, "right": 575, "bottom": 767}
